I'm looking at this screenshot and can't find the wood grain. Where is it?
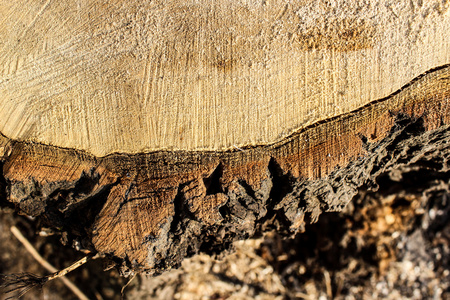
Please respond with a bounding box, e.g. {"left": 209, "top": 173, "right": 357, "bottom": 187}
{"left": 0, "top": 0, "right": 448, "bottom": 155}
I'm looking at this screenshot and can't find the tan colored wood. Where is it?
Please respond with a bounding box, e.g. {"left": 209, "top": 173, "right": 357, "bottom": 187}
{"left": 0, "top": 0, "right": 448, "bottom": 156}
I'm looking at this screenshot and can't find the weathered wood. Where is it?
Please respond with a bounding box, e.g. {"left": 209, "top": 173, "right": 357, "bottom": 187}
{"left": 0, "top": 0, "right": 449, "bottom": 273}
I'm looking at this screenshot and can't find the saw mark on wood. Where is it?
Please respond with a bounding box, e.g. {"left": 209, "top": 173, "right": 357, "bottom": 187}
{"left": 2, "top": 0, "right": 447, "bottom": 155}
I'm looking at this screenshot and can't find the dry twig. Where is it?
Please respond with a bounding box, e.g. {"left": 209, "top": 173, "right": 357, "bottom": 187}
{"left": 1, "top": 226, "right": 94, "bottom": 300}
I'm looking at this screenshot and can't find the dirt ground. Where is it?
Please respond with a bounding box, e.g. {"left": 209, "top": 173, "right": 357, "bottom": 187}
{"left": 1, "top": 170, "right": 449, "bottom": 300}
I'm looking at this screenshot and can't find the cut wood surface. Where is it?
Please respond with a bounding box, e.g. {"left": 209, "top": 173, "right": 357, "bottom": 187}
{"left": 0, "top": 0, "right": 448, "bottom": 155}
{"left": 0, "top": 0, "right": 449, "bottom": 273}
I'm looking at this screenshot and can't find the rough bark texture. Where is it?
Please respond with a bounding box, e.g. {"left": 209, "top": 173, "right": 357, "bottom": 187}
{"left": 1, "top": 65, "right": 449, "bottom": 273}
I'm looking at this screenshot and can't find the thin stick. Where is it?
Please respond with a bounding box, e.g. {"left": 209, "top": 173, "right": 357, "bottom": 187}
{"left": 294, "top": 292, "right": 313, "bottom": 300}
{"left": 10, "top": 226, "right": 90, "bottom": 300}
{"left": 121, "top": 273, "right": 136, "bottom": 298}
{"left": 323, "top": 269, "right": 333, "bottom": 299}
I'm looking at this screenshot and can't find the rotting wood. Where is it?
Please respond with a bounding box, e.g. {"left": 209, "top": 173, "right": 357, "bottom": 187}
{"left": 0, "top": 0, "right": 449, "bottom": 274}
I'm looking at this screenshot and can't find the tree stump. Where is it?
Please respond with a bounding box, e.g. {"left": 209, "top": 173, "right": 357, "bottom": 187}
{"left": 0, "top": 0, "right": 449, "bottom": 274}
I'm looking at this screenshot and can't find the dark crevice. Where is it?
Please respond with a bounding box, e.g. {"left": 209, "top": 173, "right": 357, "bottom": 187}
{"left": 388, "top": 115, "right": 425, "bottom": 150}
{"left": 0, "top": 161, "right": 13, "bottom": 210}
{"left": 238, "top": 179, "right": 256, "bottom": 199}
{"left": 414, "top": 159, "right": 445, "bottom": 171}
{"left": 67, "top": 181, "right": 118, "bottom": 238}
{"left": 218, "top": 204, "right": 232, "bottom": 221}
{"left": 198, "top": 230, "right": 234, "bottom": 256}
{"left": 169, "top": 186, "right": 185, "bottom": 234}
{"left": 258, "top": 157, "right": 297, "bottom": 233}
{"left": 203, "top": 162, "right": 224, "bottom": 195}
{"left": 37, "top": 174, "right": 120, "bottom": 250}
{"left": 267, "top": 157, "right": 295, "bottom": 207}
{"left": 51, "top": 169, "right": 101, "bottom": 214}
{"left": 169, "top": 184, "right": 197, "bottom": 234}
